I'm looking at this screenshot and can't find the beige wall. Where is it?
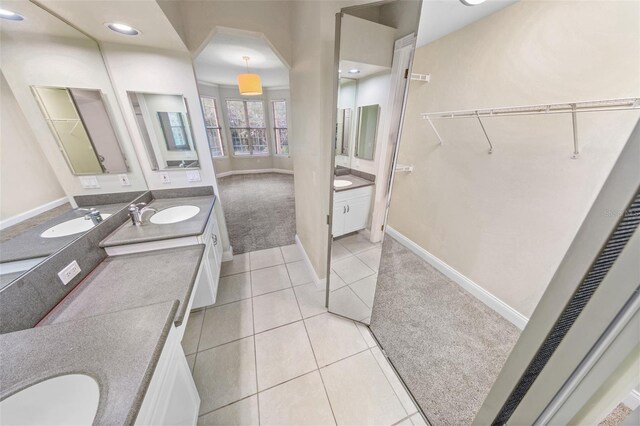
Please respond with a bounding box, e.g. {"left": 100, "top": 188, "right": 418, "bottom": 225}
{"left": 1, "top": 74, "right": 65, "bottom": 220}
{"left": 388, "top": 0, "right": 640, "bottom": 317}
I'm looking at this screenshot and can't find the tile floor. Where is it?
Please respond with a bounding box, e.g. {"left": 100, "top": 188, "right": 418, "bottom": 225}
{"left": 182, "top": 243, "right": 424, "bottom": 426}
{"left": 329, "top": 232, "right": 382, "bottom": 323}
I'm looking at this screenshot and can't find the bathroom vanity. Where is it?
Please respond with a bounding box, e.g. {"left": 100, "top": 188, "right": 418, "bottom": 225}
{"left": 333, "top": 175, "right": 374, "bottom": 237}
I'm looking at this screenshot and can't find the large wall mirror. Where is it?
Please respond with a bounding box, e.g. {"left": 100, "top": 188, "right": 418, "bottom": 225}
{"left": 354, "top": 104, "right": 379, "bottom": 160}
{"left": 127, "top": 92, "right": 200, "bottom": 170}
{"left": 32, "top": 86, "right": 129, "bottom": 175}
{"left": 0, "top": 1, "right": 148, "bottom": 289}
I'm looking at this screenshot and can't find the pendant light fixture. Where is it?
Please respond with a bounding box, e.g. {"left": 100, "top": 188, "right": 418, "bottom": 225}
{"left": 237, "top": 56, "right": 263, "bottom": 96}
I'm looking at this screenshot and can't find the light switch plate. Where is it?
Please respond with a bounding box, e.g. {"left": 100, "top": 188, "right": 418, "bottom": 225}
{"left": 80, "top": 176, "right": 100, "bottom": 189}
{"left": 118, "top": 174, "right": 131, "bottom": 186}
{"left": 160, "top": 172, "right": 171, "bottom": 184}
{"left": 186, "top": 170, "right": 201, "bottom": 182}
{"left": 58, "top": 260, "right": 81, "bottom": 285}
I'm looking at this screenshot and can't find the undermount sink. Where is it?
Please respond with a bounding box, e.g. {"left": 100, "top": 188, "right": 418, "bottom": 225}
{"left": 150, "top": 205, "right": 200, "bottom": 225}
{"left": 0, "top": 374, "right": 100, "bottom": 425}
{"left": 334, "top": 179, "right": 353, "bottom": 188}
{"left": 40, "top": 214, "right": 111, "bottom": 238}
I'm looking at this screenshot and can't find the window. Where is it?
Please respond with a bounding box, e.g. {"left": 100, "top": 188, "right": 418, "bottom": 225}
{"left": 200, "top": 97, "right": 224, "bottom": 157}
{"left": 226, "top": 100, "right": 268, "bottom": 155}
{"left": 157, "top": 112, "right": 190, "bottom": 151}
{"left": 272, "top": 100, "right": 288, "bottom": 155}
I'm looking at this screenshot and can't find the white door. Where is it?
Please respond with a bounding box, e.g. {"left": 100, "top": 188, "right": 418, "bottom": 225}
{"left": 332, "top": 200, "right": 347, "bottom": 237}
{"left": 344, "top": 196, "right": 371, "bottom": 234}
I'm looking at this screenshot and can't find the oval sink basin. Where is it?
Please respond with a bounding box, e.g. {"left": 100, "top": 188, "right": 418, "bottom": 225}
{"left": 150, "top": 205, "right": 200, "bottom": 225}
{"left": 0, "top": 374, "right": 100, "bottom": 425}
{"left": 334, "top": 179, "right": 353, "bottom": 188}
{"left": 40, "top": 214, "right": 111, "bottom": 239}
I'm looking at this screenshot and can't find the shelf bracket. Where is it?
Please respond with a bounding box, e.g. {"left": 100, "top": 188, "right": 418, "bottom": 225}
{"left": 571, "top": 104, "right": 579, "bottom": 159}
{"left": 475, "top": 112, "right": 494, "bottom": 154}
{"left": 426, "top": 116, "right": 444, "bottom": 145}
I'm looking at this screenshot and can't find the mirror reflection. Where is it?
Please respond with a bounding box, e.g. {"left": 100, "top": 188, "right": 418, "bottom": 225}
{"left": 328, "top": 2, "right": 421, "bottom": 324}
{"left": 32, "top": 87, "right": 129, "bottom": 175}
{"left": 0, "top": 1, "right": 147, "bottom": 288}
{"left": 128, "top": 92, "right": 200, "bottom": 170}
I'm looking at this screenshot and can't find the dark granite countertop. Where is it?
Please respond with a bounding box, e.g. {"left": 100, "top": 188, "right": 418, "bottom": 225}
{"left": 0, "top": 203, "right": 127, "bottom": 264}
{"left": 40, "top": 245, "right": 205, "bottom": 327}
{"left": 334, "top": 174, "right": 375, "bottom": 192}
{"left": 100, "top": 196, "right": 215, "bottom": 248}
{"left": 0, "top": 301, "right": 178, "bottom": 425}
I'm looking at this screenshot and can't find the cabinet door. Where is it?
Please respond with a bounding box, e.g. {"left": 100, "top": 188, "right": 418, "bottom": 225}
{"left": 191, "top": 251, "right": 215, "bottom": 310}
{"left": 210, "top": 216, "right": 223, "bottom": 267}
{"left": 344, "top": 196, "right": 371, "bottom": 234}
{"left": 332, "top": 200, "right": 347, "bottom": 237}
{"left": 206, "top": 232, "right": 220, "bottom": 292}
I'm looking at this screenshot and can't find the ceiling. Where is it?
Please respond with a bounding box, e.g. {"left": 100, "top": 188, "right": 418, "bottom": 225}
{"left": 35, "top": 0, "right": 186, "bottom": 51}
{"left": 417, "top": 0, "right": 519, "bottom": 47}
{"left": 0, "top": 1, "right": 88, "bottom": 39}
{"left": 339, "top": 60, "right": 389, "bottom": 80}
{"left": 194, "top": 30, "right": 289, "bottom": 88}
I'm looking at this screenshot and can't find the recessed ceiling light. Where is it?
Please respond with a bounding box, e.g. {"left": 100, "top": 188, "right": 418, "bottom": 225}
{"left": 338, "top": 69, "right": 342, "bottom": 73}
{"left": 460, "top": 0, "right": 486, "bottom": 5}
{"left": 106, "top": 22, "right": 140, "bottom": 36}
{"left": 0, "top": 8, "right": 25, "bottom": 21}
{"left": 348, "top": 69, "right": 360, "bottom": 74}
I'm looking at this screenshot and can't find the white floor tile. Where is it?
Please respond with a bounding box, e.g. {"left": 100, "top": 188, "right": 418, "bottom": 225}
{"left": 356, "top": 322, "right": 377, "bottom": 348}
{"left": 286, "top": 260, "right": 314, "bottom": 286}
{"left": 371, "top": 347, "right": 417, "bottom": 416}
{"left": 349, "top": 274, "right": 378, "bottom": 308}
{"left": 214, "top": 272, "right": 252, "bottom": 306}
{"left": 253, "top": 288, "right": 302, "bottom": 333}
{"left": 198, "top": 395, "right": 259, "bottom": 426}
{"left": 181, "top": 309, "right": 204, "bottom": 355}
{"left": 221, "top": 253, "right": 250, "bottom": 277}
{"left": 305, "top": 313, "right": 368, "bottom": 367}
{"left": 186, "top": 354, "right": 195, "bottom": 373}
{"left": 199, "top": 299, "right": 254, "bottom": 350}
{"left": 255, "top": 321, "right": 317, "bottom": 391}
{"left": 250, "top": 247, "right": 284, "bottom": 270}
{"left": 281, "top": 244, "right": 303, "bottom": 263}
{"left": 395, "top": 417, "right": 413, "bottom": 426}
{"left": 320, "top": 350, "right": 406, "bottom": 426}
{"left": 410, "top": 413, "right": 428, "bottom": 425}
{"left": 338, "top": 233, "right": 377, "bottom": 254}
{"left": 329, "top": 272, "right": 348, "bottom": 291}
{"left": 193, "top": 337, "right": 257, "bottom": 415}
{"left": 332, "top": 256, "right": 375, "bottom": 284}
{"left": 331, "top": 241, "right": 352, "bottom": 262}
{"left": 251, "top": 264, "right": 292, "bottom": 296}
{"left": 356, "top": 246, "right": 382, "bottom": 271}
{"left": 328, "top": 286, "right": 372, "bottom": 322}
{"left": 294, "top": 283, "right": 327, "bottom": 318}
{"left": 259, "top": 371, "right": 335, "bottom": 426}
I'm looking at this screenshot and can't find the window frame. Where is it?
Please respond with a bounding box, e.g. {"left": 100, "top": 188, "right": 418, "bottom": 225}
{"left": 271, "top": 99, "right": 289, "bottom": 156}
{"left": 225, "top": 99, "right": 270, "bottom": 157}
{"left": 199, "top": 96, "right": 226, "bottom": 158}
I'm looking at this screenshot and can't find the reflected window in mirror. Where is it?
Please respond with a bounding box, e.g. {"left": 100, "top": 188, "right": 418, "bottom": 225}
{"left": 226, "top": 100, "right": 268, "bottom": 156}
{"left": 355, "top": 104, "right": 380, "bottom": 161}
{"left": 32, "top": 87, "right": 129, "bottom": 175}
{"left": 200, "top": 96, "right": 225, "bottom": 157}
{"left": 128, "top": 92, "right": 200, "bottom": 170}
{"left": 272, "top": 100, "right": 289, "bottom": 155}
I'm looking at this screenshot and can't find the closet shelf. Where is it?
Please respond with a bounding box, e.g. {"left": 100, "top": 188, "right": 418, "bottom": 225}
{"left": 420, "top": 97, "right": 640, "bottom": 158}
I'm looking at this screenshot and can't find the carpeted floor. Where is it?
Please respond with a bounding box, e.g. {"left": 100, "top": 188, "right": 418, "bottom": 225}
{"left": 217, "top": 173, "right": 296, "bottom": 254}
{"left": 370, "top": 235, "right": 521, "bottom": 426}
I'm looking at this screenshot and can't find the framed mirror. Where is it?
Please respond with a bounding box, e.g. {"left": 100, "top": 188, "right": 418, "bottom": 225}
{"left": 127, "top": 92, "right": 200, "bottom": 170}
{"left": 32, "top": 86, "right": 129, "bottom": 175}
{"left": 354, "top": 104, "right": 379, "bottom": 160}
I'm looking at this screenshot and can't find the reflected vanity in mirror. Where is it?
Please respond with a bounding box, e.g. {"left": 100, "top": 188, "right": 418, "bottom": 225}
{"left": 0, "top": 1, "right": 148, "bottom": 288}
{"left": 328, "top": 1, "right": 421, "bottom": 324}
{"left": 127, "top": 92, "right": 200, "bottom": 170}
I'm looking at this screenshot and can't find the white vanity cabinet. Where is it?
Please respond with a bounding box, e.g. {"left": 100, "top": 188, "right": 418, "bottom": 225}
{"left": 191, "top": 205, "right": 222, "bottom": 309}
{"left": 333, "top": 186, "right": 373, "bottom": 237}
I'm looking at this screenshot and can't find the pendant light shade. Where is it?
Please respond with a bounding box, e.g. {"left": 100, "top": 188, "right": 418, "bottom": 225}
{"left": 237, "top": 56, "right": 263, "bottom": 96}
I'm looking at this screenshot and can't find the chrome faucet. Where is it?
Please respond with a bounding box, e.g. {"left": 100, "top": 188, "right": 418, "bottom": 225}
{"left": 128, "top": 203, "right": 157, "bottom": 226}
{"left": 78, "top": 208, "right": 104, "bottom": 226}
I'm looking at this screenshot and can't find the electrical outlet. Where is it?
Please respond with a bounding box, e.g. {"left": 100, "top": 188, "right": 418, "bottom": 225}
{"left": 186, "top": 170, "right": 201, "bottom": 182}
{"left": 118, "top": 174, "right": 131, "bottom": 186}
{"left": 58, "top": 260, "right": 81, "bottom": 285}
{"left": 160, "top": 172, "right": 171, "bottom": 184}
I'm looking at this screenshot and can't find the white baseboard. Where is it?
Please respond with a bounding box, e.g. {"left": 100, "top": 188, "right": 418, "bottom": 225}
{"left": 295, "top": 234, "right": 326, "bottom": 290}
{"left": 222, "top": 248, "right": 233, "bottom": 262}
{"left": 385, "top": 226, "right": 529, "bottom": 330}
{"left": 216, "top": 168, "right": 294, "bottom": 178}
{"left": 623, "top": 390, "right": 640, "bottom": 410}
{"left": 0, "top": 197, "right": 68, "bottom": 231}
